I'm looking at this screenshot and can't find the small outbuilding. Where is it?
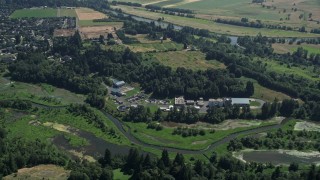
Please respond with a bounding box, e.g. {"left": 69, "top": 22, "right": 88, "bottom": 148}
{"left": 231, "top": 98, "right": 250, "bottom": 106}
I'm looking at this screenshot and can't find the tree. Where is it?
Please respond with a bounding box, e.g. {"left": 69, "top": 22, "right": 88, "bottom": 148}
{"left": 99, "top": 148, "right": 111, "bottom": 167}
{"left": 161, "top": 149, "right": 171, "bottom": 167}
{"left": 289, "top": 162, "right": 299, "bottom": 172}
{"left": 194, "top": 160, "right": 203, "bottom": 176}
{"left": 246, "top": 81, "right": 254, "bottom": 96}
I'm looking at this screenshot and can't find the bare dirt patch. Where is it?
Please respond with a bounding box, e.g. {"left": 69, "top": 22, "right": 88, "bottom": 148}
{"left": 3, "top": 164, "right": 70, "bottom": 180}
{"left": 53, "top": 29, "right": 75, "bottom": 37}
{"left": 294, "top": 121, "right": 320, "bottom": 132}
{"left": 75, "top": 8, "right": 107, "bottom": 20}
{"left": 43, "top": 122, "right": 76, "bottom": 135}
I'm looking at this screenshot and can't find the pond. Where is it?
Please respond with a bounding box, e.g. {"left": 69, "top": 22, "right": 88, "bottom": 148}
{"left": 235, "top": 150, "right": 320, "bottom": 165}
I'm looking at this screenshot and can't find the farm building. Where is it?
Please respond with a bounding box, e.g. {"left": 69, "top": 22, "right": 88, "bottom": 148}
{"left": 231, "top": 98, "right": 250, "bottom": 106}
{"left": 175, "top": 96, "right": 185, "bottom": 106}
{"left": 111, "top": 88, "right": 126, "bottom": 96}
{"left": 208, "top": 98, "right": 224, "bottom": 107}
{"left": 186, "top": 100, "right": 195, "bottom": 105}
{"left": 113, "top": 80, "right": 125, "bottom": 88}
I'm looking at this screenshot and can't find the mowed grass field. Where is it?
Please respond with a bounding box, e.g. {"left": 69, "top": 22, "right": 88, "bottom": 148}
{"left": 151, "top": 51, "right": 226, "bottom": 71}
{"left": 78, "top": 20, "right": 123, "bottom": 27}
{"left": 114, "top": 5, "right": 320, "bottom": 38}
{"left": 10, "top": 8, "right": 57, "bottom": 18}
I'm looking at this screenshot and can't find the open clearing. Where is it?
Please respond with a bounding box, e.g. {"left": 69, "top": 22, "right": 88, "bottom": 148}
{"left": 0, "top": 78, "right": 86, "bottom": 105}
{"left": 233, "top": 149, "right": 320, "bottom": 165}
{"left": 294, "top": 121, "right": 320, "bottom": 132}
{"left": 161, "top": 117, "right": 283, "bottom": 130}
{"left": 75, "top": 8, "right": 107, "bottom": 20}
{"left": 3, "top": 164, "right": 70, "bottom": 180}
{"left": 151, "top": 51, "right": 226, "bottom": 71}
{"left": 10, "top": 8, "right": 57, "bottom": 18}
{"left": 53, "top": 29, "right": 75, "bottom": 37}
{"left": 273, "top": 43, "right": 320, "bottom": 55}
{"left": 79, "top": 23, "right": 123, "bottom": 39}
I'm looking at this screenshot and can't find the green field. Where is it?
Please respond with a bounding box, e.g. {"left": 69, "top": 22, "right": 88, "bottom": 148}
{"left": 240, "top": 77, "right": 291, "bottom": 102}
{"left": 253, "top": 57, "right": 319, "bottom": 82}
{"left": 114, "top": 5, "right": 320, "bottom": 38}
{"left": 273, "top": 43, "right": 320, "bottom": 55}
{"left": 79, "top": 20, "right": 124, "bottom": 27}
{"left": 59, "top": 8, "right": 77, "bottom": 17}
{"left": 151, "top": 51, "right": 226, "bottom": 71}
{"left": 10, "top": 8, "right": 58, "bottom": 18}
{"left": 128, "top": 42, "right": 184, "bottom": 52}
{"left": 113, "top": 169, "right": 130, "bottom": 180}
{"left": 0, "top": 77, "right": 86, "bottom": 105}
{"left": 125, "top": 120, "right": 277, "bottom": 150}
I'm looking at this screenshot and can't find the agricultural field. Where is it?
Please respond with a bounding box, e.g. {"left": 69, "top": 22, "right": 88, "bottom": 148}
{"left": 10, "top": 8, "right": 57, "bottom": 18}
{"left": 134, "top": 0, "right": 320, "bottom": 30}
{"left": 79, "top": 20, "right": 123, "bottom": 27}
{"left": 79, "top": 22, "right": 123, "bottom": 39}
{"left": 114, "top": 5, "right": 320, "bottom": 37}
{"left": 58, "top": 8, "right": 77, "bottom": 17}
{"left": 273, "top": 43, "right": 320, "bottom": 55}
{"left": 75, "top": 7, "right": 107, "bottom": 20}
{"left": 150, "top": 50, "right": 226, "bottom": 71}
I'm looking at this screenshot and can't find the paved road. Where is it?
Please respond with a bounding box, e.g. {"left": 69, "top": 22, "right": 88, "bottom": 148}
{"left": 27, "top": 101, "right": 289, "bottom": 154}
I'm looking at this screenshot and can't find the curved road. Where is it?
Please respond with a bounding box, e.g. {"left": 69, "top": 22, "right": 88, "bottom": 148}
{"left": 29, "top": 101, "right": 287, "bottom": 154}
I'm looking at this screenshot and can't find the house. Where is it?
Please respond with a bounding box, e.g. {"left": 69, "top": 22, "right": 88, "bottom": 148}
{"left": 111, "top": 88, "right": 126, "bottom": 96}
{"left": 185, "top": 100, "right": 195, "bottom": 105}
{"left": 231, "top": 98, "right": 250, "bottom": 106}
{"left": 208, "top": 98, "right": 224, "bottom": 107}
{"left": 175, "top": 96, "right": 185, "bottom": 106}
{"left": 113, "top": 80, "right": 125, "bottom": 88}
{"left": 197, "top": 97, "right": 204, "bottom": 107}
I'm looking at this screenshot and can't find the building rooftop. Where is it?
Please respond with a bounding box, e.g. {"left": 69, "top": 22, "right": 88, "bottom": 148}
{"left": 175, "top": 96, "right": 185, "bottom": 105}
{"left": 231, "top": 98, "right": 250, "bottom": 105}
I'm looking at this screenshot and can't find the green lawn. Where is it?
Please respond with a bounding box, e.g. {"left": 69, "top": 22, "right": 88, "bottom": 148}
{"left": 113, "top": 169, "right": 130, "bottom": 180}
{"left": 10, "top": 8, "right": 57, "bottom": 18}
